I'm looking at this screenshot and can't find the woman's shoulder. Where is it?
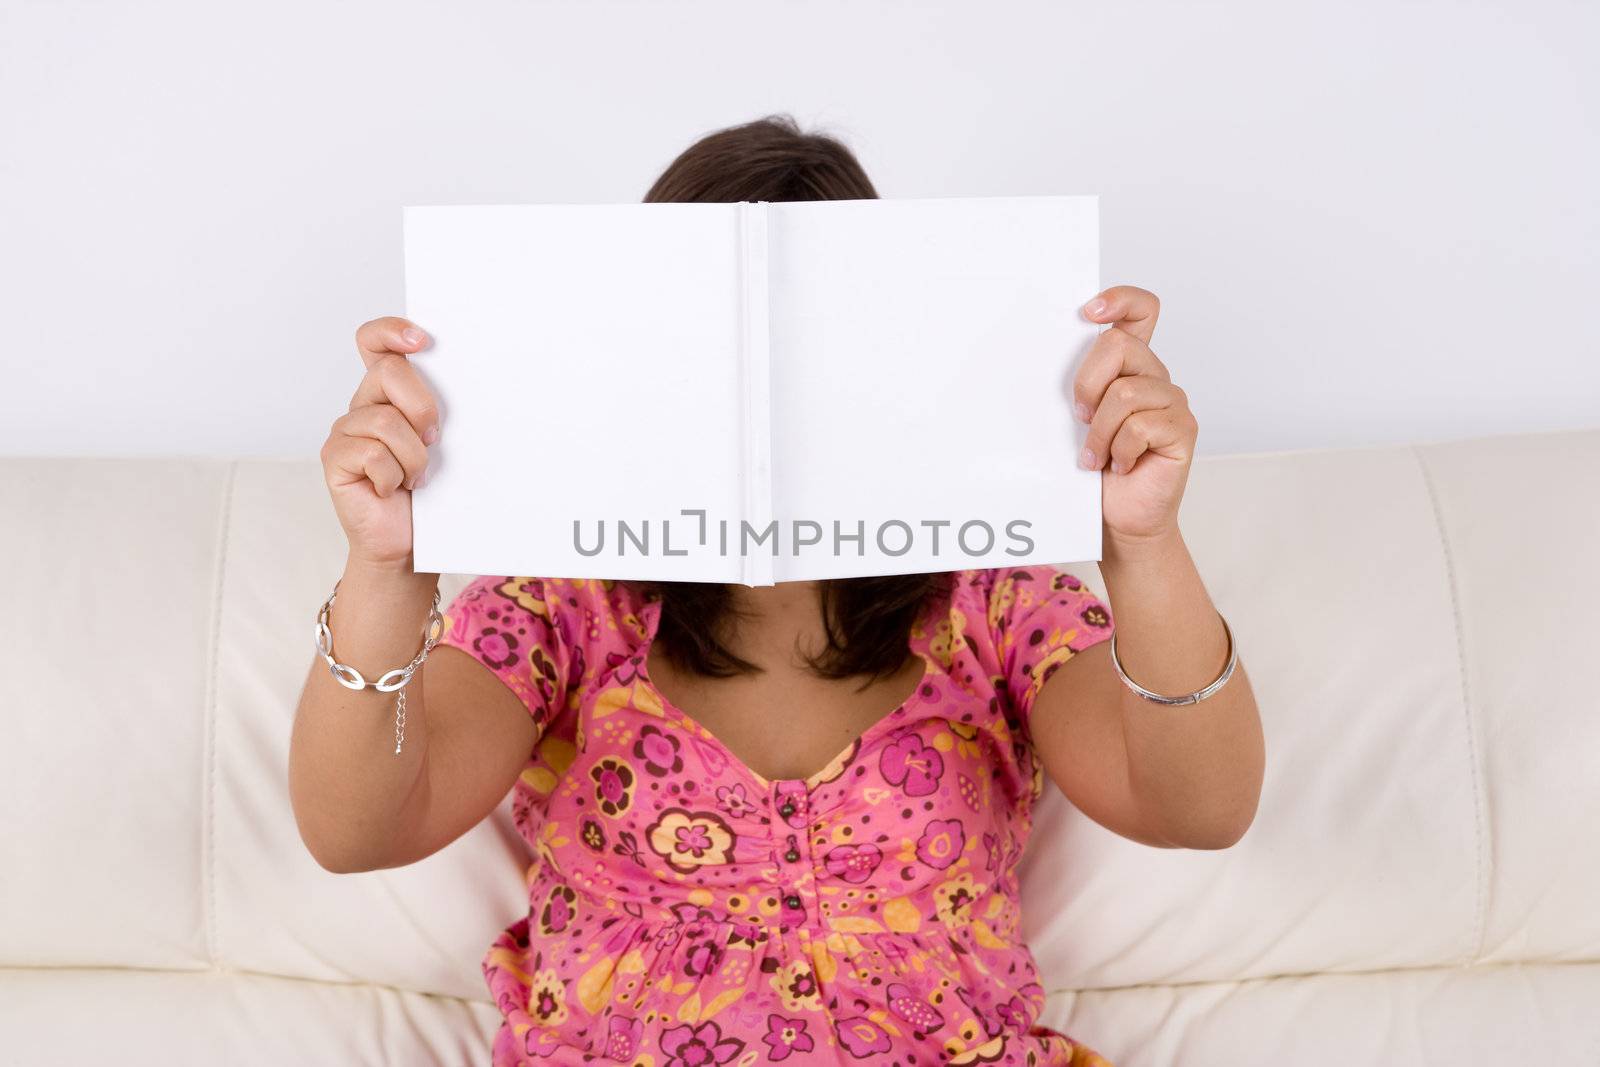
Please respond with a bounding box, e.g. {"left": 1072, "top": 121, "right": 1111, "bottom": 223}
{"left": 930, "top": 564, "right": 1113, "bottom": 670}
{"left": 945, "top": 564, "right": 1109, "bottom": 626}
{"left": 443, "top": 575, "right": 654, "bottom": 655}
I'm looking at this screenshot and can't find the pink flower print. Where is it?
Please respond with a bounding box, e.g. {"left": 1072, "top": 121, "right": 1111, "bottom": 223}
{"left": 761, "top": 1014, "right": 815, "bottom": 1061}
{"left": 995, "top": 993, "right": 1030, "bottom": 1030}
{"left": 589, "top": 757, "right": 636, "bottom": 817}
{"left": 634, "top": 722, "right": 685, "bottom": 776}
{"left": 878, "top": 734, "right": 944, "bottom": 796}
{"left": 604, "top": 1015, "right": 645, "bottom": 1061}
{"left": 683, "top": 932, "right": 723, "bottom": 977}
{"left": 886, "top": 982, "right": 944, "bottom": 1032}
{"left": 915, "top": 818, "right": 965, "bottom": 870}
{"left": 660, "top": 1019, "right": 745, "bottom": 1067}
{"left": 471, "top": 626, "right": 519, "bottom": 670}
{"left": 835, "top": 1015, "right": 893, "bottom": 1058}
{"left": 537, "top": 884, "right": 577, "bottom": 935}
{"left": 823, "top": 843, "right": 883, "bottom": 884}
{"left": 715, "top": 780, "right": 759, "bottom": 819}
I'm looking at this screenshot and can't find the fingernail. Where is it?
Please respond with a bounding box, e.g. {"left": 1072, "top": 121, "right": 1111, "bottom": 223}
{"left": 423, "top": 425, "right": 439, "bottom": 445}
{"left": 1084, "top": 298, "right": 1107, "bottom": 318}
{"left": 1111, "top": 459, "right": 1125, "bottom": 474}
{"left": 401, "top": 327, "right": 426, "bottom": 347}
{"left": 1074, "top": 401, "right": 1092, "bottom": 423}
{"left": 414, "top": 465, "right": 428, "bottom": 489}
{"left": 1079, "top": 446, "right": 1096, "bottom": 469}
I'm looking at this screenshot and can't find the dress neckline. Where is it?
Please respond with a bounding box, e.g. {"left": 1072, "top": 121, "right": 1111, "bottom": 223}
{"left": 631, "top": 584, "right": 946, "bottom": 792}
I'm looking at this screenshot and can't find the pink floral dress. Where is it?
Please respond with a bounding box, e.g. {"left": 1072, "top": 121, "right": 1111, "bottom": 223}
{"left": 437, "top": 565, "right": 1117, "bottom": 1066}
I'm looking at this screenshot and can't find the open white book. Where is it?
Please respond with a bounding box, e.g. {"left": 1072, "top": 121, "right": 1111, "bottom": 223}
{"left": 404, "top": 195, "right": 1103, "bottom": 585}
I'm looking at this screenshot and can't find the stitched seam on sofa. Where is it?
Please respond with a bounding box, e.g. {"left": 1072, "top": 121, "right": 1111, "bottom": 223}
{"left": 1412, "top": 444, "right": 1489, "bottom": 965}
{"left": 201, "top": 460, "right": 238, "bottom": 966}
{"left": 1040, "top": 954, "right": 1600, "bottom": 997}
{"left": 0, "top": 962, "right": 499, "bottom": 1008}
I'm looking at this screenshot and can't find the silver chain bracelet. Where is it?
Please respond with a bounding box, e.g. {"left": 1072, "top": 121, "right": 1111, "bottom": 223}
{"left": 314, "top": 579, "right": 444, "bottom": 755}
{"left": 1110, "top": 610, "right": 1237, "bottom": 706}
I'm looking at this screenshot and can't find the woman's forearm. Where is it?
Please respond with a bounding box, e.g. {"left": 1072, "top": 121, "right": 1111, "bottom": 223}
{"left": 288, "top": 554, "right": 440, "bottom": 871}
{"left": 1099, "top": 528, "right": 1265, "bottom": 847}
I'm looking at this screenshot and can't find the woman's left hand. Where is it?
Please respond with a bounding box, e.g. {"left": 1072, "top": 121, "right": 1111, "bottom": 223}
{"left": 1072, "top": 285, "right": 1198, "bottom": 550}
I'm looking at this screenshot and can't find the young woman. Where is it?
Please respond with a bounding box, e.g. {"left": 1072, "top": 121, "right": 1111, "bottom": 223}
{"left": 290, "top": 115, "right": 1264, "bottom": 1067}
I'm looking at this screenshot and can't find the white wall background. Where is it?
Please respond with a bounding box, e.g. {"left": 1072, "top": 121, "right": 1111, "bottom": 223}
{"left": 1, "top": 0, "right": 1595, "bottom": 460}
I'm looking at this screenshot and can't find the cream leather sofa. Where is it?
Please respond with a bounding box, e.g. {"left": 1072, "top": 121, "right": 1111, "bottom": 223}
{"left": 2, "top": 427, "right": 1597, "bottom": 1065}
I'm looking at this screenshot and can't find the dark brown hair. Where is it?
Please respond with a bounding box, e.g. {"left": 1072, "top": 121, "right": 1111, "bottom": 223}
{"left": 637, "top": 114, "right": 943, "bottom": 682}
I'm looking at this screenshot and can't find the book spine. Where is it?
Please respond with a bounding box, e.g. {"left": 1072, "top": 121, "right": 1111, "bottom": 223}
{"left": 738, "top": 201, "right": 774, "bottom": 587}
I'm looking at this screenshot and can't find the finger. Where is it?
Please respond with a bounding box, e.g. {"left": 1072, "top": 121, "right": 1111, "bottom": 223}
{"left": 322, "top": 433, "right": 407, "bottom": 498}
{"left": 355, "top": 316, "right": 431, "bottom": 369}
{"left": 333, "top": 404, "right": 431, "bottom": 489}
{"left": 1081, "top": 286, "right": 1161, "bottom": 345}
{"left": 1105, "top": 404, "right": 1194, "bottom": 476}
{"left": 348, "top": 354, "right": 441, "bottom": 445}
{"left": 1073, "top": 326, "right": 1169, "bottom": 423}
{"left": 1078, "top": 375, "right": 1183, "bottom": 472}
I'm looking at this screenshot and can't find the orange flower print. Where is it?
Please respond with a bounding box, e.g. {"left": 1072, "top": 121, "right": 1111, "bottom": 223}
{"left": 494, "top": 576, "right": 551, "bottom": 618}
{"left": 526, "top": 967, "right": 569, "bottom": 1027}
{"left": 645, "top": 808, "right": 737, "bottom": 873}
{"left": 590, "top": 756, "right": 636, "bottom": 817}
{"left": 771, "top": 959, "right": 822, "bottom": 1012}
{"left": 933, "top": 872, "right": 984, "bottom": 929}
{"left": 1080, "top": 603, "right": 1111, "bottom": 629}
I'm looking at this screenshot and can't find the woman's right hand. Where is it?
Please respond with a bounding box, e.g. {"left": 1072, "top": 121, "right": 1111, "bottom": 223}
{"left": 319, "top": 316, "right": 439, "bottom": 569}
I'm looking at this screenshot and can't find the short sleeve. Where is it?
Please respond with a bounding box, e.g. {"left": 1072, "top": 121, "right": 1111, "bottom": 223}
{"left": 986, "top": 564, "right": 1115, "bottom": 729}
{"left": 436, "top": 575, "right": 575, "bottom": 734}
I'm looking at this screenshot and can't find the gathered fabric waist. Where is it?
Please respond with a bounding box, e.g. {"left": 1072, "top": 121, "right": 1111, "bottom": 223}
{"left": 527, "top": 847, "right": 1025, "bottom": 947}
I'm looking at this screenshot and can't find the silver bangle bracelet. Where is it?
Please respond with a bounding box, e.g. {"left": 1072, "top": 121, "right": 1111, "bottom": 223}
{"left": 314, "top": 579, "right": 444, "bottom": 754}
{"left": 1110, "top": 610, "right": 1237, "bottom": 706}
